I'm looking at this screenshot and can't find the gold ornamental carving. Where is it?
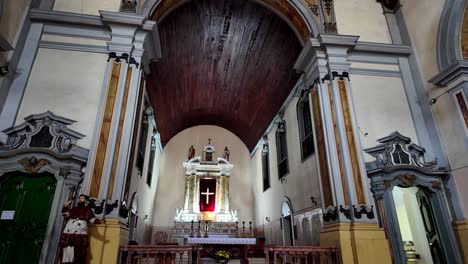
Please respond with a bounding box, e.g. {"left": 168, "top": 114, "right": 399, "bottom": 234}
{"left": 19, "top": 157, "right": 50, "bottom": 174}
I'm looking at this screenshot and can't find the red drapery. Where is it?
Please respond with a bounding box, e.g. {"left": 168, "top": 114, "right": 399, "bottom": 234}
{"left": 199, "top": 179, "right": 216, "bottom": 212}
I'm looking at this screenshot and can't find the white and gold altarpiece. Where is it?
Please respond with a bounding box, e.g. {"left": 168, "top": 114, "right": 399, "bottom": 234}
{"left": 175, "top": 140, "right": 238, "bottom": 223}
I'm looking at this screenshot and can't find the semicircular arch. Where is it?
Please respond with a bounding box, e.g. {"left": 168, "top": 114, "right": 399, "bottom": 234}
{"left": 139, "top": 0, "right": 320, "bottom": 43}
{"left": 437, "top": 0, "right": 468, "bottom": 69}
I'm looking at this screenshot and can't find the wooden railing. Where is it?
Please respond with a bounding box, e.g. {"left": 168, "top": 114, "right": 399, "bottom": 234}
{"left": 119, "top": 245, "right": 200, "bottom": 264}
{"left": 264, "top": 246, "right": 340, "bottom": 264}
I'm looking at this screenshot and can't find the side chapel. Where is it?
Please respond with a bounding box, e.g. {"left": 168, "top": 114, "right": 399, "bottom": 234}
{"left": 1, "top": 0, "right": 468, "bottom": 263}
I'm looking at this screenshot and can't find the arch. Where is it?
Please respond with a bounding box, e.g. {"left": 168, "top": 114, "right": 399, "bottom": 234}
{"left": 281, "top": 197, "right": 295, "bottom": 246}
{"left": 436, "top": 0, "right": 468, "bottom": 70}
{"left": 139, "top": 0, "right": 321, "bottom": 42}
{"left": 281, "top": 197, "right": 293, "bottom": 217}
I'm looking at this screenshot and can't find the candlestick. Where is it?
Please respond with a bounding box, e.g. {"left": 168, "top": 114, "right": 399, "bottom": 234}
{"left": 197, "top": 220, "right": 201, "bottom": 238}
{"left": 190, "top": 220, "right": 194, "bottom": 237}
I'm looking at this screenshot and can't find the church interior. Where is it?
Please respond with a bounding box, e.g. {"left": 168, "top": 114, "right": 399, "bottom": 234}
{"left": 1, "top": 0, "right": 468, "bottom": 263}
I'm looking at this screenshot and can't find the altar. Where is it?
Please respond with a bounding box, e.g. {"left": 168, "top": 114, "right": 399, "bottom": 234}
{"left": 186, "top": 237, "right": 256, "bottom": 264}
{"left": 175, "top": 139, "right": 238, "bottom": 224}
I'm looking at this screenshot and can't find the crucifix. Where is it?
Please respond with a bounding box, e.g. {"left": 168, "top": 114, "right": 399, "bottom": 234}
{"left": 201, "top": 188, "right": 214, "bottom": 204}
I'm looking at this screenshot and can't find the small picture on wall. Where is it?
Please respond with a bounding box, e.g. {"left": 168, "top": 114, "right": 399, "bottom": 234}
{"left": 455, "top": 90, "right": 468, "bottom": 131}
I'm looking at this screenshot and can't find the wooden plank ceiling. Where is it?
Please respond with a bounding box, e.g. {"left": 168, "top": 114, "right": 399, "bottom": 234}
{"left": 147, "top": 0, "right": 302, "bottom": 151}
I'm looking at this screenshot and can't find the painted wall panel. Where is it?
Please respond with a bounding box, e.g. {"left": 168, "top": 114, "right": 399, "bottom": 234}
{"left": 16, "top": 48, "right": 108, "bottom": 149}
{"left": 350, "top": 75, "right": 418, "bottom": 160}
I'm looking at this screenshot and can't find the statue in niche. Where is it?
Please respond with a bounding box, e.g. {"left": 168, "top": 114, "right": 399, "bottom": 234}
{"left": 188, "top": 145, "right": 195, "bottom": 160}
{"left": 223, "top": 147, "right": 230, "bottom": 161}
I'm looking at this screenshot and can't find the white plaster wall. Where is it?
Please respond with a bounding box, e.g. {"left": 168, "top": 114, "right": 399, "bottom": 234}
{"left": 128, "top": 125, "right": 163, "bottom": 244}
{"left": 400, "top": 0, "right": 445, "bottom": 82}
{"left": 350, "top": 75, "right": 418, "bottom": 160}
{"left": 16, "top": 48, "right": 107, "bottom": 149}
{"left": 152, "top": 125, "right": 254, "bottom": 227}
{"left": 252, "top": 97, "right": 321, "bottom": 231}
{"left": 0, "top": 0, "right": 30, "bottom": 64}
{"left": 334, "top": 0, "right": 392, "bottom": 43}
{"left": 432, "top": 92, "right": 468, "bottom": 217}
{"left": 432, "top": 93, "right": 468, "bottom": 170}
{"left": 53, "top": 0, "right": 120, "bottom": 15}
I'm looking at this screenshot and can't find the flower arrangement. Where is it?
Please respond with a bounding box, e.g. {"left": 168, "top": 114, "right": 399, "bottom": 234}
{"left": 215, "top": 250, "right": 230, "bottom": 264}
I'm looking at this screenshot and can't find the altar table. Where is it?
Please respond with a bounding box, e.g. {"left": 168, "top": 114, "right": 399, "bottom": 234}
{"left": 186, "top": 237, "right": 256, "bottom": 264}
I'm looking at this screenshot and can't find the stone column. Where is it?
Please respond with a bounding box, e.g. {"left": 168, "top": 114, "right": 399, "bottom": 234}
{"left": 294, "top": 35, "right": 391, "bottom": 263}
{"left": 224, "top": 175, "right": 230, "bottom": 212}
{"left": 193, "top": 177, "right": 200, "bottom": 213}
{"left": 188, "top": 175, "right": 195, "bottom": 211}
{"left": 184, "top": 175, "right": 190, "bottom": 211}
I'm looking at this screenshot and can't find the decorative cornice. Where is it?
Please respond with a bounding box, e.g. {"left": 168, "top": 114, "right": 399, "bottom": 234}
{"left": 0, "top": 111, "right": 88, "bottom": 160}
{"left": 349, "top": 68, "right": 402, "bottom": 78}
{"left": 318, "top": 34, "right": 359, "bottom": 47}
{"left": 30, "top": 9, "right": 104, "bottom": 27}
{"left": 429, "top": 60, "right": 468, "bottom": 87}
{"left": 43, "top": 24, "right": 111, "bottom": 41}
{"left": 39, "top": 41, "right": 109, "bottom": 54}
{"left": 365, "top": 131, "right": 445, "bottom": 175}
{"left": 354, "top": 42, "right": 411, "bottom": 56}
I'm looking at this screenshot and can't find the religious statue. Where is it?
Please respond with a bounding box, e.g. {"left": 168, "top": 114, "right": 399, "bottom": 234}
{"left": 59, "top": 194, "right": 103, "bottom": 264}
{"left": 188, "top": 145, "right": 195, "bottom": 160}
{"left": 223, "top": 146, "right": 230, "bottom": 161}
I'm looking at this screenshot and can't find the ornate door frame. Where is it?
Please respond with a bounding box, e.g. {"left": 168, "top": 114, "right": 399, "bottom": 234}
{"left": 0, "top": 111, "right": 89, "bottom": 264}
{"left": 364, "top": 132, "right": 463, "bottom": 264}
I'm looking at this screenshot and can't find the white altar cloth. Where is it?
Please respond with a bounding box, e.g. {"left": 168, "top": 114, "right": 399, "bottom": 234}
{"left": 186, "top": 237, "right": 256, "bottom": 245}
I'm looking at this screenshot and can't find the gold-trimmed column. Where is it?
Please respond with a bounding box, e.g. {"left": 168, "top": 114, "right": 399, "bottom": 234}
{"left": 294, "top": 35, "right": 391, "bottom": 264}
{"left": 310, "top": 86, "right": 333, "bottom": 207}
{"left": 89, "top": 58, "right": 124, "bottom": 198}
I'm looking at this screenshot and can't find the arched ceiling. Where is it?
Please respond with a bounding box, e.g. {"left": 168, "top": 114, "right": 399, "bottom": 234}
{"left": 146, "top": 0, "right": 302, "bottom": 151}
{"left": 149, "top": 0, "right": 313, "bottom": 41}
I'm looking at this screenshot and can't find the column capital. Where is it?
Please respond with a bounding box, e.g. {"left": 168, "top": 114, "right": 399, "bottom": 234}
{"left": 100, "top": 11, "right": 161, "bottom": 63}
{"left": 294, "top": 39, "right": 328, "bottom": 87}
{"left": 319, "top": 34, "right": 359, "bottom": 74}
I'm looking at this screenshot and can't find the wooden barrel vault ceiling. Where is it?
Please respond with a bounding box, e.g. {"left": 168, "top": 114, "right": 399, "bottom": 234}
{"left": 147, "top": 0, "right": 303, "bottom": 151}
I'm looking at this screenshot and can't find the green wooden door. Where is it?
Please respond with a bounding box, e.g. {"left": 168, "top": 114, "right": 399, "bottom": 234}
{"left": 0, "top": 171, "right": 56, "bottom": 264}
{"left": 416, "top": 189, "right": 446, "bottom": 264}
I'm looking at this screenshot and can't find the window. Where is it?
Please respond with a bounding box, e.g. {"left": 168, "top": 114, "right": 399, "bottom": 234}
{"left": 297, "top": 95, "right": 315, "bottom": 160}
{"left": 262, "top": 139, "right": 270, "bottom": 191}
{"left": 136, "top": 113, "right": 149, "bottom": 173}
{"left": 276, "top": 121, "right": 289, "bottom": 178}
{"left": 147, "top": 136, "right": 156, "bottom": 187}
